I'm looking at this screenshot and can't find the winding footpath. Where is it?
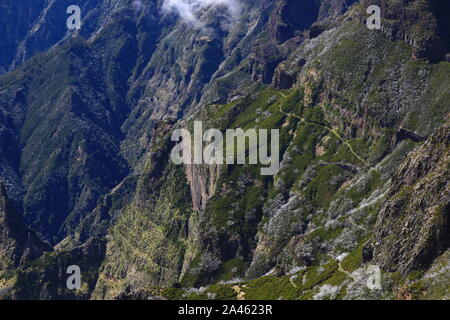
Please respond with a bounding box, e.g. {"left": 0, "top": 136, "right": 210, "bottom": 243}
{"left": 278, "top": 92, "right": 368, "bottom": 167}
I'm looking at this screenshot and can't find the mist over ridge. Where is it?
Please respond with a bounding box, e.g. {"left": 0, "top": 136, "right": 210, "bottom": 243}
{"left": 162, "top": 0, "right": 243, "bottom": 27}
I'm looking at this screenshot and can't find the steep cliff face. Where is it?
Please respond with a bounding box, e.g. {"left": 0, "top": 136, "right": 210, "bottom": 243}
{"left": 373, "top": 124, "right": 449, "bottom": 273}
{"left": 0, "top": 0, "right": 449, "bottom": 300}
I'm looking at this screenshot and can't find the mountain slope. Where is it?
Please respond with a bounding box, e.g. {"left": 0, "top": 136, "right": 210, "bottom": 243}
{"left": 93, "top": 6, "right": 449, "bottom": 298}
{"left": 0, "top": 0, "right": 448, "bottom": 300}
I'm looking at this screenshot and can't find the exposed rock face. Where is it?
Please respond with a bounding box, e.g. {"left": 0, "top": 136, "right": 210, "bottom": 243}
{"left": 185, "top": 164, "right": 221, "bottom": 211}
{"left": 373, "top": 124, "right": 450, "bottom": 273}
{"left": 268, "top": 0, "right": 321, "bottom": 44}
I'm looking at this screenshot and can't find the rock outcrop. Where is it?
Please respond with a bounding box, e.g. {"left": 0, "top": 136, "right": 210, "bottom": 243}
{"left": 373, "top": 124, "right": 450, "bottom": 273}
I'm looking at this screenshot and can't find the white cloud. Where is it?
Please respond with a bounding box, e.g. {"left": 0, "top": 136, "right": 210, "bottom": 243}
{"left": 162, "top": 0, "right": 242, "bottom": 27}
